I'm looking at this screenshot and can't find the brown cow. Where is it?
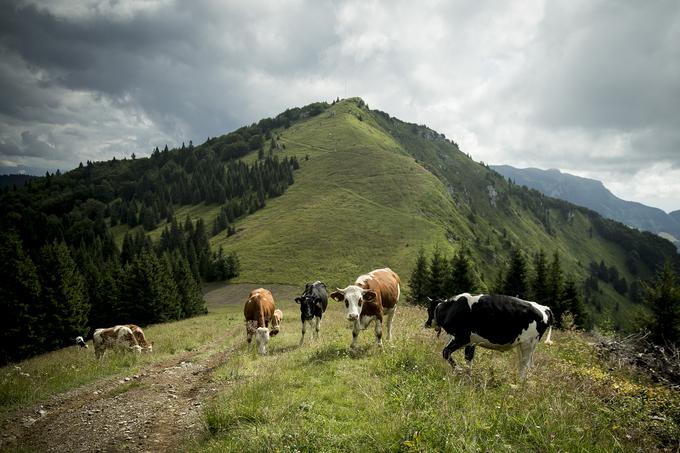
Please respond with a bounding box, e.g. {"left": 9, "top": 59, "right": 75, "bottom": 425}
{"left": 126, "top": 324, "right": 153, "bottom": 353}
{"left": 92, "top": 325, "right": 142, "bottom": 359}
{"left": 330, "top": 268, "right": 400, "bottom": 349}
{"left": 243, "top": 288, "right": 282, "bottom": 354}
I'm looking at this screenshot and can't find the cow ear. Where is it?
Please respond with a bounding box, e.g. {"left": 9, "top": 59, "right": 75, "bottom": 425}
{"left": 295, "top": 297, "right": 302, "bottom": 304}
{"left": 330, "top": 290, "right": 345, "bottom": 302}
{"left": 362, "top": 290, "right": 377, "bottom": 302}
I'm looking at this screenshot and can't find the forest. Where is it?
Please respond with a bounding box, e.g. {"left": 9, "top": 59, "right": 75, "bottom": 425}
{"left": 0, "top": 129, "right": 299, "bottom": 365}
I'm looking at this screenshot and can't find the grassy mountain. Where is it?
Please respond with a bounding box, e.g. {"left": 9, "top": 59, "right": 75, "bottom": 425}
{"left": 188, "top": 98, "right": 675, "bottom": 331}
{"left": 3, "top": 98, "right": 679, "bottom": 334}
{"left": 492, "top": 165, "right": 680, "bottom": 248}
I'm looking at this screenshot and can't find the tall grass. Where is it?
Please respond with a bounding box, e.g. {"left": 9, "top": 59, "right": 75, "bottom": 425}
{"left": 197, "top": 301, "right": 680, "bottom": 452}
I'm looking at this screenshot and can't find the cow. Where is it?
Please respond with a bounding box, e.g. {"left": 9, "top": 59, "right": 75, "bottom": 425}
{"left": 92, "top": 325, "right": 143, "bottom": 359}
{"left": 75, "top": 336, "right": 88, "bottom": 349}
{"left": 126, "top": 324, "right": 153, "bottom": 353}
{"left": 244, "top": 288, "right": 282, "bottom": 355}
{"left": 430, "top": 293, "right": 554, "bottom": 380}
{"left": 295, "top": 281, "right": 329, "bottom": 345}
{"left": 330, "top": 268, "right": 400, "bottom": 349}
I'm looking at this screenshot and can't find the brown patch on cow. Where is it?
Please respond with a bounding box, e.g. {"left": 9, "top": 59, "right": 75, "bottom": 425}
{"left": 244, "top": 288, "right": 279, "bottom": 334}
{"left": 330, "top": 290, "right": 344, "bottom": 302}
{"left": 355, "top": 268, "right": 400, "bottom": 317}
{"left": 127, "top": 324, "right": 152, "bottom": 348}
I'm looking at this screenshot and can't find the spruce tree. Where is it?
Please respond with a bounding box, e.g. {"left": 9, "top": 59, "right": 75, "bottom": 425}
{"left": 428, "top": 247, "right": 448, "bottom": 300}
{"left": 530, "top": 249, "right": 549, "bottom": 304}
{"left": 37, "top": 241, "right": 90, "bottom": 350}
{"left": 562, "top": 277, "right": 589, "bottom": 329}
{"left": 503, "top": 247, "right": 528, "bottom": 298}
{"left": 643, "top": 260, "right": 680, "bottom": 345}
{"left": 0, "top": 232, "right": 42, "bottom": 364}
{"left": 408, "top": 247, "right": 430, "bottom": 307}
{"left": 547, "top": 250, "right": 565, "bottom": 322}
{"left": 446, "top": 248, "right": 475, "bottom": 296}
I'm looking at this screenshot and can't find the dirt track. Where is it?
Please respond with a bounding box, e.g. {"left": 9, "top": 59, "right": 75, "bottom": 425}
{"left": 0, "top": 283, "right": 298, "bottom": 453}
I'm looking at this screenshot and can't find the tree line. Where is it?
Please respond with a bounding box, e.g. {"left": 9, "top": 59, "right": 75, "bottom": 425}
{"left": 409, "top": 246, "right": 680, "bottom": 345}
{"left": 409, "top": 247, "right": 590, "bottom": 329}
{"left": 0, "top": 137, "right": 299, "bottom": 364}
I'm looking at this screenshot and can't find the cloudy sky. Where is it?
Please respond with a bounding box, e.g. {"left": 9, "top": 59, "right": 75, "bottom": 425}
{"left": 1, "top": 0, "right": 679, "bottom": 212}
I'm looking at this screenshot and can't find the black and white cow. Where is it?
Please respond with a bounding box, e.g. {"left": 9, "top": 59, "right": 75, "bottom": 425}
{"left": 295, "top": 281, "right": 328, "bottom": 345}
{"left": 430, "top": 293, "right": 554, "bottom": 380}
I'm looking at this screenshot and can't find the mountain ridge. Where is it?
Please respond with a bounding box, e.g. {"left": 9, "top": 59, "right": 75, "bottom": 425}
{"left": 491, "top": 164, "right": 680, "bottom": 247}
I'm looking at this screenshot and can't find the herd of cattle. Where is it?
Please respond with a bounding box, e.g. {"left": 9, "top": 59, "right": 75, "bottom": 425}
{"left": 82, "top": 267, "right": 555, "bottom": 380}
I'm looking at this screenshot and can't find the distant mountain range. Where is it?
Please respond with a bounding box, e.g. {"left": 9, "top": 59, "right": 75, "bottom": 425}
{"left": 491, "top": 165, "right": 680, "bottom": 247}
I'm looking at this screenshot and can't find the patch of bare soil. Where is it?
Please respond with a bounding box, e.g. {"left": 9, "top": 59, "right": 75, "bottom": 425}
{"left": 0, "top": 331, "right": 239, "bottom": 453}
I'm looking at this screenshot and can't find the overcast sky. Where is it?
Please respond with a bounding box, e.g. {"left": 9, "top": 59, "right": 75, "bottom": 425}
{"left": 1, "top": 0, "right": 678, "bottom": 212}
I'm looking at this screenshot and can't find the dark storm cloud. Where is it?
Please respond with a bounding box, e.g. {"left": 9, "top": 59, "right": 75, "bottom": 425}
{"left": 0, "top": 0, "right": 678, "bottom": 210}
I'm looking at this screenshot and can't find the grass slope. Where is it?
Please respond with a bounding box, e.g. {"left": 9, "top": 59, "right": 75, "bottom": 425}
{"left": 210, "top": 101, "right": 461, "bottom": 287}
{"left": 109, "top": 98, "right": 663, "bottom": 330}
{"left": 2, "top": 286, "right": 678, "bottom": 452}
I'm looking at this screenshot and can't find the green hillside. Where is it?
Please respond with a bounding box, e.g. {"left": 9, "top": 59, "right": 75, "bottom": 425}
{"left": 175, "top": 98, "right": 675, "bottom": 331}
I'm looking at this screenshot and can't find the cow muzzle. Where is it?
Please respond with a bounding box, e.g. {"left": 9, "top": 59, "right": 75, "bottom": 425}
{"left": 347, "top": 313, "right": 359, "bottom": 321}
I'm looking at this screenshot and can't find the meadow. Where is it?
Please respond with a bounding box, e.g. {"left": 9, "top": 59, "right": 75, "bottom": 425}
{"left": 1, "top": 283, "right": 678, "bottom": 451}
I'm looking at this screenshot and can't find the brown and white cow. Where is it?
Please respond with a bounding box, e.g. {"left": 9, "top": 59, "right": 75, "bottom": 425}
{"left": 126, "top": 324, "right": 153, "bottom": 353}
{"left": 243, "top": 288, "right": 282, "bottom": 355}
{"left": 330, "top": 268, "right": 400, "bottom": 349}
{"left": 92, "top": 325, "right": 143, "bottom": 359}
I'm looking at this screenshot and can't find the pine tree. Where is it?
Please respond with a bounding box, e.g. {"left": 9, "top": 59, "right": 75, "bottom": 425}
{"left": 561, "top": 277, "right": 589, "bottom": 329}
{"left": 530, "top": 249, "right": 549, "bottom": 304}
{"left": 643, "top": 260, "right": 680, "bottom": 345}
{"left": 168, "top": 252, "right": 206, "bottom": 318}
{"left": 503, "top": 247, "right": 528, "bottom": 298}
{"left": 547, "top": 250, "right": 565, "bottom": 322}
{"left": 446, "top": 248, "right": 475, "bottom": 296}
{"left": 37, "top": 241, "right": 90, "bottom": 351}
{"left": 0, "top": 232, "right": 42, "bottom": 364}
{"left": 121, "top": 251, "right": 182, "bottom": 325}
{"left": 408, "top": 247, "right": 430, "bottom": 307}
{"left": 428, "top": 247, "right": 448, "bottom": 300}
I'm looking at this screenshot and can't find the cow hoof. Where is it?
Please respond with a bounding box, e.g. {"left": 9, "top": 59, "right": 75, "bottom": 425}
{"left": 545, "top": 340, "right": 554, "bottom": 346}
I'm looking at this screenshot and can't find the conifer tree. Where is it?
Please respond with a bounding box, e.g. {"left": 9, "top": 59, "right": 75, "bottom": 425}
{"left": 428, "top": 247, "right": 448, "bottom": 300}
{"left": 643, "top": 260, "right": 680, "bottom": 345}
{"left": 503, "top": 247, "right": 528, "bottom": 298}
{"left": 408, "top": 247, "right": 430, "bottom": 307}
{"left": 562, "top": 277, "right": 589, "bottom": 329}
{"left": 37, "top": 240, "right": 90, "bottom": 350}
{"left": 547, "top": 250, "right": 565, "bottom": 321}
{"left": 446, "top": 248, "right": 475, "bottom": 296}
{"left": 0, "top": 232, "right": 42, "bottom": 364}
{"left": 530, "top": 249, "right": 549, "bottom": 304}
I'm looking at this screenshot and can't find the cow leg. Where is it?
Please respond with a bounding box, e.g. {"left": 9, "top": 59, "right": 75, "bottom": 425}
{"left": 384, "top": 307, "right": 396, "bottom": 341}
{"left": 314, "top": 317, "right": 321, "bottom": 339}
{"left": 374, "top": 319, "right": 383, "bottom": 347}
{"left": 351, "top": 320, "right": 361, "bottom": 349}
{"left": 464, "top": 345, "right": 476, "bottom": 366}
{"left": 299, "top": 320, "right": 306, "bottom": 346}
{"left": 442, "top": 335, "right": 468, "bottom": 367}
{"left": 518, "top": 340, "right": 538, "bottom": 381}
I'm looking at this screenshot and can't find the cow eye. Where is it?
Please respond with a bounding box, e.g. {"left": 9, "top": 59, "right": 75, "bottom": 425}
{"left": 345, "top": 301, "right": 349, "bottom": 308}
{"left": 358, "top": 300, "right": 363, "bottom": 307}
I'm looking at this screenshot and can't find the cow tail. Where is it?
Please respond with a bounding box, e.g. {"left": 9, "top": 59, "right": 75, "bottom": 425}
{"left": 544, "top": 308, "right": 555, "bottom": 345}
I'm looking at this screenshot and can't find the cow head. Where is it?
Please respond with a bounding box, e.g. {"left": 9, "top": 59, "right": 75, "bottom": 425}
{"left": 330, "top": 285, "right": 377, "bottom": 321}
{"left": 256, "top": 327, "right": 270, "bottom": 354}
{"left": 295, "top": 295, "right": 315, "bottom": 320}
{"left": 424, "top": 297, "right": 446, "bottom": 329}
{"left": 142, "top": 341, "right": 154, "bottom": 353}
{"left": 270, "top": 309, "right": 283, "bottom": 336}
